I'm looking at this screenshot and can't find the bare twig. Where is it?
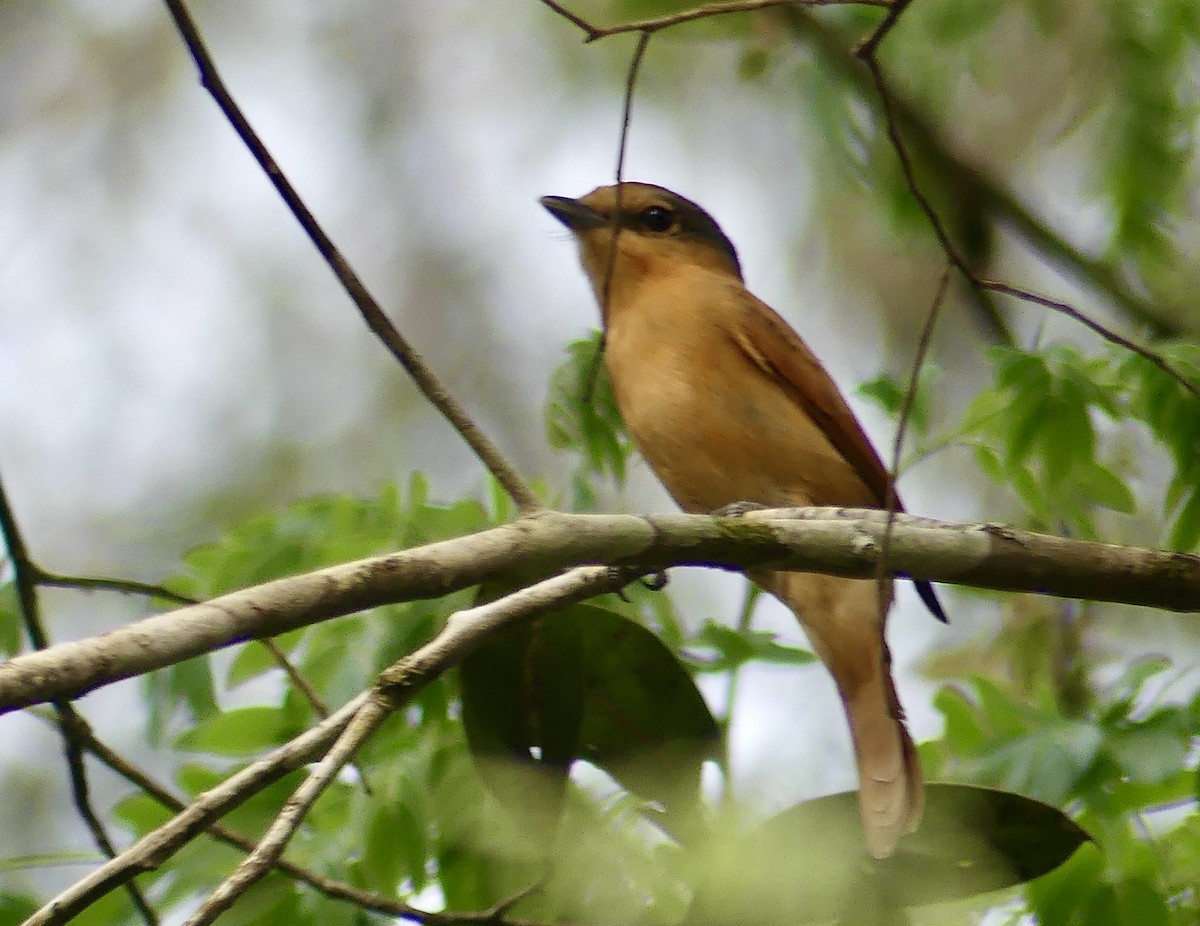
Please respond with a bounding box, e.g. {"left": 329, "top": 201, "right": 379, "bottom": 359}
{"left": 0, "top": 475, "right": 159, "bottom": 926}
{"left": 159, "top": 0, "right": 540, "bottom": 513}
{"left": 853, "top": 0, "right": 911, "bottom": 58}
{"left": 782, "top": 9, "right": 1178, "bottom": 340}
{"left": 259, "top": 638, "right": 331, "bottom": 717}
{"left": 978, "top": 279, "right": 1200, "bottom": 399}
{"left": 35, "top": 573, "right": 194, "bottom": 605}
{"left": 875, "top": 264, "right": 952, "bottom": 618}
{"left": 855, "top": 37, "right": 1200, "bottom": 400}
{"left": 180, "top": 698, "right": 392, "bottom": 926}
{"left": 586, "top": 29, "right": 653, "bottom": 397}
{"left": 539, "top": 0, "right": 889, "bottom": 42}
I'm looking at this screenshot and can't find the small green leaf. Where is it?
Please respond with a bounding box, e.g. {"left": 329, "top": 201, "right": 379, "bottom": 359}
{"left": 856, "top": 375, "right": 906, "bottom": 418}
{"left": 685, "top": 621, "right": 815, "bottom": 673}
{"left": 1169, "top": 487, "right": 1200, "bottom": 551}
{"left": 1076, "top": 462, "right": 1137, "bottom": 513}
{"left": 175, "top": 706, "right": 299, "bottom": 756}
{"left": 971, "top": 443, "right": 1004, "bottom": 484}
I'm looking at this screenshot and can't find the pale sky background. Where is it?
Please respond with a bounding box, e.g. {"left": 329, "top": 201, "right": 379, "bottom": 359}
{"left": 0, "top": 0, "right": 1190, "bottom": 906}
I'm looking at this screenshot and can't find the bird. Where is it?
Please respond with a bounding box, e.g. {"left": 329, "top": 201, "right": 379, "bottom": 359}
{"left": 540, "top": 182, "right": 946, "bottom": 859}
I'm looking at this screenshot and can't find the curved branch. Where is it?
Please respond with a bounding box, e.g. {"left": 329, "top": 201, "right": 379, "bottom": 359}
{"left": 0, "top": 508, "right": 1196, "bottom": 714}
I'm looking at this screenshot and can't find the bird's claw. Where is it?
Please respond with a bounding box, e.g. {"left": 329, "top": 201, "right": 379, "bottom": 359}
{"left": 712, "top": 501, "right": 768, "bottom": 518}
{"left": 606, "top": 566, "right": 669, "bottom": 600}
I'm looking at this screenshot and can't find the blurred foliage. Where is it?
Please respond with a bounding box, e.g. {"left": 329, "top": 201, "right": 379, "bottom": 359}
{"left": 3, "top": 0, "right": 1200, "bottom": 923}
{"left": 545, "top": 330, "right": 634, "bottom": 509}
{"left": 860, "top": 340, "right": 1200, "bottom": 547}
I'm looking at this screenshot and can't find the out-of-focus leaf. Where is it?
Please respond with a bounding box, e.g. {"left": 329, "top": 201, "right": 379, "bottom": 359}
{"left": 689, "top": 784, "right": 1088, "bottom": 924}
{"left": 175, "top": 705, "right": 299, "bottom": 757}
{"left": 113, "top": 792, "right": 173, "bottom": 838}
{"left": 1169, "top": 486, "right": 1200, "bottom": 551}
{"left": 0, "top": 892, "right": 39, "bottom": 926}
{"left": 0, "top": 584, "right": 22, "bottom": 657}
{"left": 227, "top": 629, "right": 304, "bottom": 688}
{"left": 1105, "top": 710, "right": 1192, "bottom": 785}
{"left": 545, "top": 331, "right": 635, "bottom": 506}
{"left": 856, "top": 366, "right": 942, "bottom": 436}
{"left": 146, "top": 655, "right": 219, "bottom": 744}
{"left": 683, "top": 620, "right": 815, "bottom": 673}
{"left": 461, "top": 603, "right": 719, "bottom": 842}
{"left": 460, "top": 610, "right": 584, "bottom": 851}
{"left": 1076, "top": 462, "right": 1137, "bottom": 514}
{"left": 1024, "top": 842, "right": 1106, "bottom": 925}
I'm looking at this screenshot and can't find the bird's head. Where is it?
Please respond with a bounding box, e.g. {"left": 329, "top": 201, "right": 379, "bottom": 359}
{"left": 540, "top": 182, "right": 742, "bottom": 312}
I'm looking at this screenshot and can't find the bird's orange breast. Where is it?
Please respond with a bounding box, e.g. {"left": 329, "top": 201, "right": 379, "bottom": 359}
{"left": 602, "top": 268, "right": 876, "bottom": 513}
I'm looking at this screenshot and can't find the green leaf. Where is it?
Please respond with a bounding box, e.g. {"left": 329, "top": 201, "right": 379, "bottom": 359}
{"left": 227, "top": 630, "right": 304, "bottom": 688}
{"left": 1076, "top": 462, "right": 1137, "bottom": 514}
{"left": 113, "top": 792, "right": 173, "bottom": 838}
{"left": 0, "top": 893, "right": 39, "bottom": 926}
{"left": 1169, "top": 486, "right": 1200, "bottom": 551}
{"left": 691, "top": 785, "right": 1089, "bottom": 924}
{"left": 460, "top": 604, "right": 719, "bottom": 842}
{"left": 856, "top": 374, "right": 906, "bottom": 419}
{"left": 685, "top": 620, "right": 816, "bottom": 673}
{"left": 0, "top": 584, "right": 23, "bottom": 657}
{"left": 1105, "top": 710, "right": 1192, "bottom": 785}
{"left": 1025, "top": 842, "right": 1106, "bottom": 924}
{"left": 545, "top": 331, "right": 635, "bottom": 505}
{"left": 175, "top": 706, "right": 300, "bottom": 757}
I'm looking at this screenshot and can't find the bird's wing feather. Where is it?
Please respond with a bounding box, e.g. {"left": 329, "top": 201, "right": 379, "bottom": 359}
{"left": 733, "top": 294, "right": 949, "bottom": 624}
{"left": 733, "top": 295, "right": 893, "bottom": 505}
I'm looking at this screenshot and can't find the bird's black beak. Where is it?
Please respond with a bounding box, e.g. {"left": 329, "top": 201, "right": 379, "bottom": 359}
{"left": 540, "top": 195, "right": 607, "bottom": 231}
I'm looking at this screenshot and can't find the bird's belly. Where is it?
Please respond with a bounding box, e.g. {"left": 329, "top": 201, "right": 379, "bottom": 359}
{"left": 607, "top": 347, "right": 871, "bottom": 512}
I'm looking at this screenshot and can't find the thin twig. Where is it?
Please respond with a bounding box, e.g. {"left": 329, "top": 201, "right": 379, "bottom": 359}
{"left": 35, "top": 572, "right": 195, "bottom": 606}
{"left": 585, "top": 29, "right": 652, "bottom": 396}
{"left": 42, "top": 710, "right": 546, "bottom": 924}
{"left": 181, "top": 698, "right": 392, "bottom": 926}
{"left": 539, "top": 0, "right": 889, "bottom": 42}
{"left": 179, "top": 565, "right": 636, "bottom": 926}
{"left": 875, "top": 265, "right": 952, "bottom": 618}
{"left": 0, "top": 475, "right": 159, "bottom": 926}
{"left": 853, "top": 0, "right": 911, "bottom": 59}
{"left": 26, "top": 694, "right": 368, "bottom": 926}
{"left": 259, "top": 638, "right": 330, "bottom": 716}
{"left": 783, "top": 8, "right": 1175, "bottom": 340}
{"left": 159, "top": 0, "right": 540, "bottom": 513}
{"left": 857, "top": 43, "right": 1200, "bottom": 400}
{"left": 978, "top": 279, "right": 1200, "bottom": 400}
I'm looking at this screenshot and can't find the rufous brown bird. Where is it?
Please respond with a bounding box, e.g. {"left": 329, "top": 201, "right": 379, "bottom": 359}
{"left": 541, "top": 182, "right": 946, "bottom": 859}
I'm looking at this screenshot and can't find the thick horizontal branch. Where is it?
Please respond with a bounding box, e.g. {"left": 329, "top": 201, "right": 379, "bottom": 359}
{"left": 0, "top": 508, "right": 1195, "bottom": 713}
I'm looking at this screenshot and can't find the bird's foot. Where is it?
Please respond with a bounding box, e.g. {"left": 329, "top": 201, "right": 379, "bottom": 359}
{"left": 607, "top": 566, "right": 670, "bottom": 601}
{"left": 712, "top": 501, "right": 768, "bottom": 518}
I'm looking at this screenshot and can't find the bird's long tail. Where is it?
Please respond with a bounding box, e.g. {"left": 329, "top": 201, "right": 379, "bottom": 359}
{"left": 753, "top": 570, "right": 923, "bottom": 859}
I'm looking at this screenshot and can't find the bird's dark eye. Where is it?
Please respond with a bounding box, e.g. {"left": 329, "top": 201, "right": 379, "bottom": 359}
{"left": 638, "top": 205, "right": 676, "bottom": 233}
